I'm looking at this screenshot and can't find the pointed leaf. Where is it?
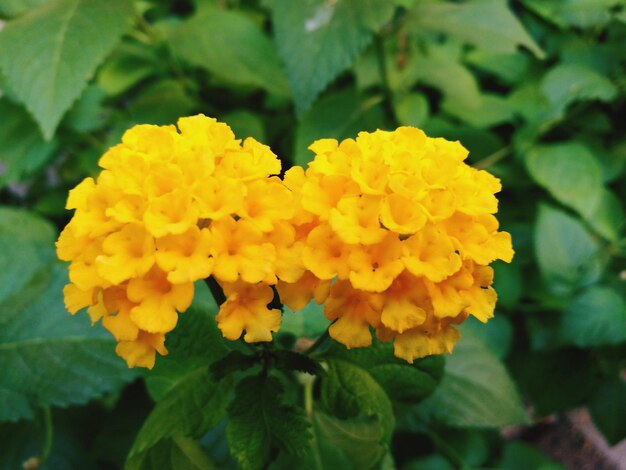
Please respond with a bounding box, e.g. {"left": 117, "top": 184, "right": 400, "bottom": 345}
{"left": 0, "top": 0, "right": 134, "bottom": 138}
{"left": 272, "top": 0, "right": 397, "bottom": 115}
{"left": 227, "top": 375, "right": 311, "bottom": 470}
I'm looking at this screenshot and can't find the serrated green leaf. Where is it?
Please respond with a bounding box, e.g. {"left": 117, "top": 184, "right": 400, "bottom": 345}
{"left": 0, "top": 263, "right": 137, "bottom": 422}
{"left": 128, "top": 369, "right": 232, "bottom": 463}
{"left": 273, "top": 350, "right": 325, "bottom": 377}
{"left": 408, "top": 0, "right": 544, "bottom": 58}
{"left": 589, "top": 379, "right": 626, "bottom": 445}
{"left": 525, "top": 142, "right": 604, "bottom": 217}
{"left": 522, "top": 0, "right": 622, "bottom": 29}
{"left": 418, "top": 330, "right": 528, "bottom": 427}
{"left": 541, "top": 64, "right": 617, "bottom": 114}
{"left": 169, "top": 6, "right": 289, "bottom": 96}
{"left": 321, "top": 359, "right": 395, "bottom": 440}
{"left": 272, "top": 0, "right": 397, "bottom": 115}
{"left": 325, "top": 339, "right": 444, "bottom": 405}
{"left": 0, "top": 98, "right": 57, "bottom": 189}
{"left": 227, "top": 374, "right": 311, "bottom": 470}
{"left": 465, "top": 50, "right": 530, "bottom": 84}
{"left": 560, "top": 286, "right": 626, "bottom": 347}
{"left": 128, "top": 437, "right": 217, "bottom": 470}
{"left": 294, "top": 89, "right": 385, "bottom": 166}
{"left": 209, "top": 350, "right": 258, "bottom": 381}
{"left": 0, "top": 0, "right": 134, "bottom": 138}
{"left": 534, "top": 204, "right": 605, "bottom": 295}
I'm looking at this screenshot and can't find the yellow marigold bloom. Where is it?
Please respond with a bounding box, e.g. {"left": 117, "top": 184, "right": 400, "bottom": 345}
{"left": 57, "top": 115, "right": 291, "bottom": 368}
{"left": 294, "top": 127, "right": 513, "bottom": 362}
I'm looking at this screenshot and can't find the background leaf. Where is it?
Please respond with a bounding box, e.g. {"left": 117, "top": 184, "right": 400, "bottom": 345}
{"left": 533, "top": 204, "right": 605, "bottom": 295}
{"left": 417, "top": 329, "right": 528, "bottom": 427}
{"left": 525, "top": 142, "right": 604, "bottom": 217}
{"left": 169, "top": 6, "right": 289, "bottom": 97}
{"left": 0, "top": 263, "right": 137, "bottom": 422}
{"left": 272, "top": 0, "right": 397, "bottom": 115}
{"left": 0, "top": 0, "right": 134, "bottom": 138}
{"left": 408, "top": 0, "right": 544, "bottom": 57}
{"left": 559, "top": 286, "right": 626, "bottom": 347}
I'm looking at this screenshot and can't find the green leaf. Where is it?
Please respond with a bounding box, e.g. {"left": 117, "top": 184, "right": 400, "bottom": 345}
{"left": 0, "top": 0, "right": 134, "bottom": 138}
{"left": 442, "top": 93, "right": 514, "bottom": 129}
{"left": 465, "top": 50, "right": 530, "bottom": 84}
{"left": 589, "top": 379, "right": 626, "bottom": 445}
{"left": 227, "top": 374, "right": 311, "bottom": 470}
{"left": 492, "top": 261, "right": 523, "bottom": 310}
{"left": 325, "top": 339, "right": 444, "bottom": 405}
{"left": 271, "top": 412, "right": 384, "bottom": 470}
{"left": 96, "top": 41, "right": 160, "bottom": 96}
{"left": 534, "top": 204, "right": 604, "bottom": 295}
{"left": 584, "top": 188, "right": 625, "bottom": 243}
{"left": 0, "top": 98, "right": 57, "bottom": 189}
{"left": 522, "top": 0, "right": 622, "bottom": 29}
{"left": 0, "top": 0, "right": 47, "bottom": 18}
{"left": 145, "top": 281, "right": 229, "bottom": 401}
{"left": 393, "top": 93, "right": 429, "bottom": 128}
{"left": 168, "top": 6, "right": 289, "bottom": 96}
{"left": 320, "top": 359, "right": 395, "bottom": 440}
{"left": 525, "top": 142, "right": 604, "bottom": 217}
{"left": 460, "top": 316, "right": 513, "bottom": 360}
{"left": 404, "top": 455, "right": 455, "bottom": 470}
{"left": 128, "top": 80, "right": 194, "bottom": 126}
{"left": 408, "top": 0, "right": 544, "bottom": 58}
{"left": 273, "top": 350, "right": 325, "bottom": 377}
{"left": 418, "top": 329, "right": 528, "bottom": 427}
{"left": 541, "top": 64, "right": 617, "bottom": 115}
{"left": 128, "top": 437, "right": 217, "bottom": 470}
{"left": 128, "top": 369, "right": 232, "bottom": 464}
{"left": 0, "top": 207, "right": 56, "bottom": 304}
{"left": 510, "top": 349, "right": 597, "bottom": 416}
{"left": 294, "top": 89, "right": 385, "bottom": 166}
{"left": 209, "top": 350, "right": 259, "bottom": 381}
{"left": 221, "top": 110, "right": 266, "bottom": 142}
{"left": 272, "top": 0, "right": 397, "bottom": 115}
{"left": 560, "top": 286, "right": 626, "bottom": 347}
{"left": 499, "top": 441, "right": 565, "bottom": 470}
{"left": 63, "top": 84, "right": 110, "bottom": 133}
{"left": 0, "top": 263, "right": 136, "bottom": 422}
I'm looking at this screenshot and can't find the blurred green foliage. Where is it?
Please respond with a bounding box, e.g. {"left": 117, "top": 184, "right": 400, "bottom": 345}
{"left": 0, "top": 0, "right": 625, "bottom": 468}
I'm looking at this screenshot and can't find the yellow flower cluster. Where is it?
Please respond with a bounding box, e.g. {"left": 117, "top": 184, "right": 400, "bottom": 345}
{"left": 57, "top": 115, "right": 295, "bottom": 368}
{"left": 57, "top": 116, "right": 513, "bottom": 368}
{"left": 279, "top": 128, "right": 513, "bottom": 362}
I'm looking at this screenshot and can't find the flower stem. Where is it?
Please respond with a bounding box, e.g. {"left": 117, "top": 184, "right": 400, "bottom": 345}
{"left": 374, "top": 34, "right": 399, "bottom": 127}
{"left": 305, "top": 329, "right": 330, "bottom": 356}
{"left": 41, "top": 406, "right": 53, "bottom": 464}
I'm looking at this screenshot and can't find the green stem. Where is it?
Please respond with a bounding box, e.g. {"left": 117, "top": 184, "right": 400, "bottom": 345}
{"left": 305, "top": 329, "right": 330, "bottom": 356}
{"left": 474, "top": 146, "right": 511, "bottom": 170}
{"left": 374, "top": 34, "right": 398, "bottom": 127}
{"left": 40, "top": 406, "right": 53, "bottom": 464}
{"left": 304, "top": 377, "right": 314, "bottom": 418}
